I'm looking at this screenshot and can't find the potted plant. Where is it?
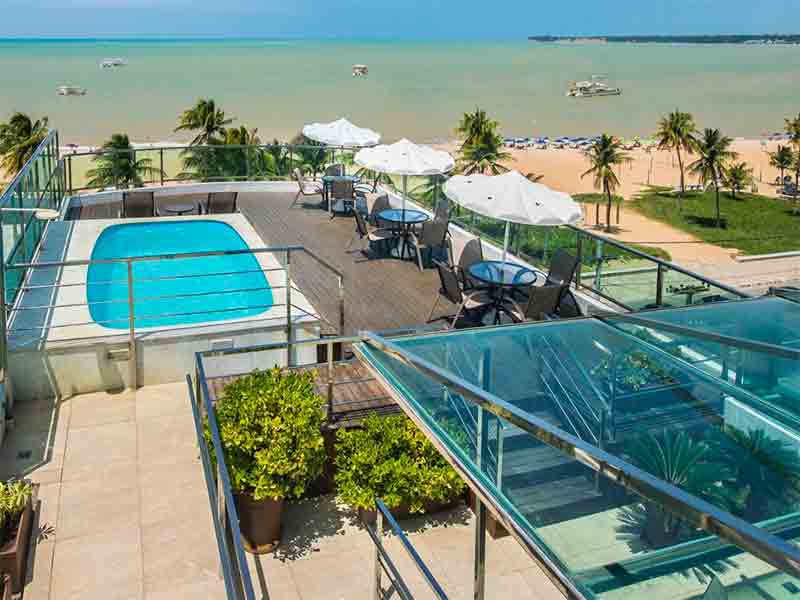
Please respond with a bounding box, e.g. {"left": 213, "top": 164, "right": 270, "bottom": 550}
{"left": 0, "top": 479, "right": 34, "bottom": 593}
{"left": 335, "top": 414, "right": 465, "bottom": 523}
{"left": 207, "top": 368, "right": 326, "bottom": 554}
{"left": 591, "top": 350, "right": 679, "bottom": 397}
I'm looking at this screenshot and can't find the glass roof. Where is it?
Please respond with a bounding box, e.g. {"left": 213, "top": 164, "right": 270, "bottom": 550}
{"left": 357, "top": 303, "right": 800, "bottom": 599}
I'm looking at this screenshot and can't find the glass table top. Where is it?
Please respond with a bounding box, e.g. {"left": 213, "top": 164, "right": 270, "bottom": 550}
{"left": 468, "top": 260, "right": 537, "bottom": 287}
{"left": 378, "top": 209, "right": 429, "bottom": 224}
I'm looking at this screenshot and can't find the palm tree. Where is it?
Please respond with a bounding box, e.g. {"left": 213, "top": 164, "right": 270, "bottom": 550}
{"left": 0, "top": 112, "right": 49, "bottom": 175}
{"left": 688, "top": 128, "right": 737, "bottom": 228}
{"left": 722, "top": 161, "right": 754, "bottom": 200}
{"left": 769, "top": 145, "right": 794, "bottom": 185}
{"left": 524, "top": 172, "right": 544, "bottom": 183}
{"left": 456, "top": 108, "right": 498, "bottom": 149}
{"left": 410, "top": 174, "right": 447, "bottom": 209}
{"left": 709, "top": 427, "right": 800, "bottom": 521}
{"left": 219, "top": 126, "right": 273, "bottom": 179}
{"left": 654, "top": 110, "right": 697, "bottom": 209}
{"left": 85, "top": 133, "right": 163, "bottom": 189}
{"left": 581, "top": 134, "right": 630, "bottom": 232}
{"left": 626, "top": 431, "right": 733, "bottom": 547}
{"left": 175, "top": 98, "right": 232, "bottom": 146}
{"left": 291, "top": 134, "right": 330, "bottom": 178}
{"left": 786, "top": 113, "right": 800, "bottom": 189}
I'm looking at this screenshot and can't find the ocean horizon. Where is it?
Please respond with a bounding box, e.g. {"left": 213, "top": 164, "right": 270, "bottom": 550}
{"left": 1, "top": 37, "right": 798, "bottom": 145}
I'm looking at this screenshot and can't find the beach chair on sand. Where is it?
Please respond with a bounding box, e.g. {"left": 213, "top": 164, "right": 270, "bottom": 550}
{"left": 204, "top": 192, "right": 238, "bottom": 214}
{"left": 120, "top": 191, "right": 155, "bottom": 218}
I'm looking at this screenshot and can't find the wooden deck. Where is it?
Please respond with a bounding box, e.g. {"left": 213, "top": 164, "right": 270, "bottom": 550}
{"left": 67, "top": 191, "right": 451, "bottom": 336}
{"left": 205, "top": 359, "right": 400, "bottom": 428}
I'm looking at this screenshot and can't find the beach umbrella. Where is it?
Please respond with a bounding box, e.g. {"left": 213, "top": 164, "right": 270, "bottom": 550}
{"left": 444, "top": 170, "right": 582, "bottom": 264}
{"left": 302, "top": 117, "right": 381, "bottom": 148}
{"left": 354, "top": 138, "right": 455, "bottom": 213}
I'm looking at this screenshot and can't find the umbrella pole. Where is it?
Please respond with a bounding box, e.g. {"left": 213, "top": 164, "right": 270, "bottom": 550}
{"left": 502, "top": 221, "right": 510, "bottom": 265}
{"left": 402, "top": 175, "right": 407, "bottom": 217}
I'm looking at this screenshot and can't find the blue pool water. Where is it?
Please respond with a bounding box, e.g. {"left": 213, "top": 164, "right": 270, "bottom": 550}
{"left": 87, "top": 220, "right": 273, "bottom": 329}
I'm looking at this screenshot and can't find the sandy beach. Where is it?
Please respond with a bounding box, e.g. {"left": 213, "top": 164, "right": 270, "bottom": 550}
{"left": 438, "top": 138, "right": 787, "bottom": 200}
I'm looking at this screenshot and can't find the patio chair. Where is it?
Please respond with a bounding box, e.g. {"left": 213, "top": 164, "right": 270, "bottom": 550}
{"left": 329, "top": 180, "right": 357, "bottom": 217}
{"left": 434, "top": 197, "right": 450, "bottom": 222}
{"left": 367, "top": 194, "right": 392, "bottom": 226}
{"left": 546, "top": 249, "right": 580, "bottom": 286}
{"left": 292, "top": 168, "right": 323, "bottom": 208}
{"left": 205, "top": 191, "right": 238, "bottom": 214}
{"left": 120, "top": 190, "right": 155, "bottom": 218}
{"left": 325, "top": 164, "right": 345, "bottom": 177}
{"left": 509, "top": 284, "right": 567, "bottom": 322}
{"left": 347, "top": 208, "right": 395, "bottom": 256}
{"left": 428, "top": 260, "right": 491, "bottom": 328}
{"left": 410, "top": 218, "right": 450, "bottom": 272}
{"left": 448, "top": 235, "right": 485, "bottom": 290}
{"left": 555, "top": 289, "right": 583, "bottom": 318}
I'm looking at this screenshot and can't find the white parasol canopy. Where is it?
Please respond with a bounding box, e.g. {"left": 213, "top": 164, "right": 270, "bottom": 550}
{"left": 354, "top": 139, "right": 455, "bottom": 211}
{"left": 302, "top": 118, "right": 380, "bottom": 148}
{"left": 444, "top": 170, "right": 582, "bottom": 262}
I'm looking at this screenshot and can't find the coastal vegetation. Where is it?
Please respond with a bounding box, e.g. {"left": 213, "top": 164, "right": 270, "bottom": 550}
{"left": 455, "top": 108, "right": 510, "bottom": 175}
{"left": 0, "top": 112, "right": 49, "bottom": 175}
{"left": 688, "top": 128, "right": 737, "bottom": 228}
{"left": 654, "top": 110, "right": 697, "bottom": 208}
{"left": 721, "top": 161, "right": 754, "bottom": 200}
{"left": 85, "top": 133, "right": 164, "bottom": 188}
{"left": 769, "top": 145, "right": 794, "bottom": 183}
{"left": 581, "top": 134, "right": 631, "bottom": 232}
{"left": 786, "top": 113, "right": 800, "bottom": 188}
{"left": 632, "top": 186, "right": 800, "bottom": 255}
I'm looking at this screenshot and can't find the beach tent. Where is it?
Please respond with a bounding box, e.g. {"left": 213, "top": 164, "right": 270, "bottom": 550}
{"left": 354, "top": 139, "right": 455, "bottom": 213}
{"left": 444, "top": 170, "right": 582, "bottom": 264}
{"left": 302, "top": 118, "right": 381, "bottom": 148}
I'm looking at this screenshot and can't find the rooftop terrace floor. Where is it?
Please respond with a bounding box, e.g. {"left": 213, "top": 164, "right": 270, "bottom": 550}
{"left": 5, "top": 382, "right": 563, "bottom": 599}
{"left": 67, "top": 191, "right": 449, "bottom": 336}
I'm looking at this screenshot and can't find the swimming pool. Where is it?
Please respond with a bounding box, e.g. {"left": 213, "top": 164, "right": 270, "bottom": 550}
{"left": 87, "top": 220, "right": 274, "bottom": 329}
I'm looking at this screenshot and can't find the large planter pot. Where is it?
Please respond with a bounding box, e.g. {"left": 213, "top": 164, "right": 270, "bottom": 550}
{"left": 0, "top": 497, "right": 33, "bottom": 594}
{"left": 234, "top": 493, "right": 282, "bottom": 555}
{"left": 358, "top": 499, "right": 458, "bottom": 526}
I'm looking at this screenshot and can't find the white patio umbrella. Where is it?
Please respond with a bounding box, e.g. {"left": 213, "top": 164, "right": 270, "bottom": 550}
{"left": 444, "top": 170, "right": 582, "bottom": 264}
{"left": 354, "top": 138, "right": 455, "bottom": 213}
{"left": 302, "top": 117, "right": 381, "bottom": 149}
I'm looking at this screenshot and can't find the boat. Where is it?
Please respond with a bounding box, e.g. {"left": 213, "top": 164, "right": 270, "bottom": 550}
{"left": 100, "top": 58, "right": 127, "bottom": 68}
{"left": 352, "top": 64, "right": 368, "bottom": 77}
{"left": 56, "top": 85, "right": 87, "bottom": 96}
{"left": 566, "top": 76, "right": 621, "bottom": 98}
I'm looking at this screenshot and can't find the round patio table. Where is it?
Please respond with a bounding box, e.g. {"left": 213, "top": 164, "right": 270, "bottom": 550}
{"left": 468, "top": 260, "right": 537, "bottom": 324}
{"left": 377, "top": 209, "right": 430, "bottom": 260}
{"left": 161, "top": 202, "right": 196, "bottom": 216}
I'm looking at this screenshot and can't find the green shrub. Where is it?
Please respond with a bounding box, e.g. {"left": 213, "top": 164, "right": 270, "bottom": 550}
{"left": 335, "top": 414, "right": 465, "bottom": 512}
{"left": 207, "top": 368, "right": 326, "bottom": 501}
{"left": 0, "top": 479, "right": 33, "bottom": 542}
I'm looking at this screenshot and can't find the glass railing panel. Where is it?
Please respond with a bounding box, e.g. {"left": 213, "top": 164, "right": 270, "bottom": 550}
{"left": 661, "top": 266, "right": 741, "bottom": 308}
{"left": 576, "top": 233, "right": 660, "bottom": 310}
{"left": 358, "top": 323, "right": 800, "bottom": 598}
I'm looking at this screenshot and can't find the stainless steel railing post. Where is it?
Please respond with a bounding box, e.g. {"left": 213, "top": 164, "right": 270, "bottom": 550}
{"left": 285, "top": 249, "right": 293, "bottom": 367}
{"left": 126, "top": 260, "right": 138, "bottom": 389}
{"left": 337, "top": 275, "right": 345, "bottom": 334}
{"left": 373, "top": 507, "right": 384, "bottom": 600}
{"left": 327, "top": 340, "right": 334, "bottom": 419}
{"left": 656, "top": 263, "right": 665, "bottom": 307}
{"left": 159, "top": 148, "right": 165, "bottom": 186}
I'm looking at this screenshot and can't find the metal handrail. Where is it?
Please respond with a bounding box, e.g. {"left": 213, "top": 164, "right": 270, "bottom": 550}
{"left": 193, "top": 358, "right": 257, "bottom": 600}
{"left": 368, "top": 498, "right": 449, "bottom": 600}
{"left": 358, "top": 330, "right": 800, "bottom": 580}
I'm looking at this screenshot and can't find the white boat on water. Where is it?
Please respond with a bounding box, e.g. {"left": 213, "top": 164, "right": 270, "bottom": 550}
{"left": 566, "top": 76, "right": 621, "bottom": 98}
{"left": 101, "top": 58, "right": 127, "bottom": 68}
{"left": 56, "top": 85, "right": 87, "bottom": 96}
{"left": 352, "top": 64, "right": 368, "bottom": 77}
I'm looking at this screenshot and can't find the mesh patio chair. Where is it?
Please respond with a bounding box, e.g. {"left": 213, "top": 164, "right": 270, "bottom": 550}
{"left": 546, "top": 249, "right": 580, "bottom": 286}
{"left": 205, "top": 192, "right": 238, "bottom": 214}
{"left": 448, "top": 235, "right": 485, "bottom": 290}
{"left": 428, "top": 260, "right": 492, "bottom": 328}
{"left": 410, "top": 218, "right": 449, "bottom": 272}
{"left": 120, "top": 190, "right": 155, "bottom": 218}
{"left": 329, "top": 180, "right": 357, "bottom": 218}
{"left": 367, "top": 194, "right": 392, "bottom": 226}
{"left": 434, "top": 197, "right": 450, "bottom": 222}
{"left": 325, "top": 164, "right": 345, "bottom": 177}
{"left": 509, "top": 284, "right": 567, "bottom": 322}
{"left": 555, "top": 288, "right": 583, "bottom": 318}
{"left": 347, "top": 208, "right": 395, "bottom": 256}
{"left": 292, "top": 168, "right": 323, "bottom": 208}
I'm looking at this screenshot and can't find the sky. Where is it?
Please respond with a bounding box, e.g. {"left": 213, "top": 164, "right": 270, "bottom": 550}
{"left": 0, "top": 0, "right": 797, "bottom": 39}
